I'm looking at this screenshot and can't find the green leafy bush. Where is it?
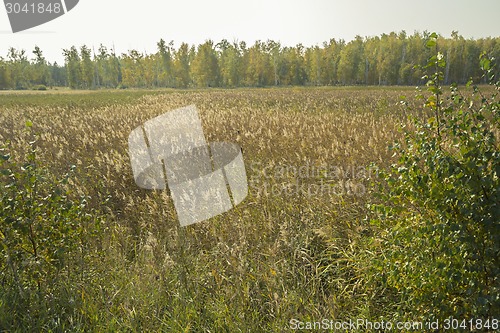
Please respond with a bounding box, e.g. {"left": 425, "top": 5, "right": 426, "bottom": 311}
{"left": 0, "top": 123, "right": 98, "bottom": 331}
{"left": 371, "top": 33, "right": 499, "bottom": 321}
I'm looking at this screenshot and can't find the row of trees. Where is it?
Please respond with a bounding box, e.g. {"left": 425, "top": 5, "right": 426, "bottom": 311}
{"left": 1, "top": 31, "right": 499, "bottom": 90}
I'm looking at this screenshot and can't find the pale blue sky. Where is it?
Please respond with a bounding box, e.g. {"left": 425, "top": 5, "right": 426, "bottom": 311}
{"left": 1, "top": 0, "right": 499, "bottom": 64}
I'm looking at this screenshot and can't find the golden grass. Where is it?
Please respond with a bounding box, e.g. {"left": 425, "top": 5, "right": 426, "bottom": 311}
{"left": 0, "top": 87, "right": 419, "bottom": 331}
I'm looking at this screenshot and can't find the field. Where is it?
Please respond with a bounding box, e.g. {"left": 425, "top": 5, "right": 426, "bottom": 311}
{"left": 0, "top": 87, "right": 497, "bottom": 331}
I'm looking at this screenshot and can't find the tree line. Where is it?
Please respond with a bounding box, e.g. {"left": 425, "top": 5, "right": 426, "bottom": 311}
{"left": 1, "top": 31, "right": 499, "bottom": 90}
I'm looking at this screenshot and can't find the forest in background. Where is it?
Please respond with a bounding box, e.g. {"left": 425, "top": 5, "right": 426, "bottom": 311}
{"left": 1, "top": 31, "right": 500, "bottom": 90}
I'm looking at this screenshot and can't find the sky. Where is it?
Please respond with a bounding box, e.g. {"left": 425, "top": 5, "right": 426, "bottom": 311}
{"left": 1, "top": 0, "right": 499, "bottom": 64}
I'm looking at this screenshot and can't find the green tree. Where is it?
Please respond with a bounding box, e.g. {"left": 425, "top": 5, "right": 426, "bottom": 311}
{"left": 265, "top": 40, "right": 282, "bottom": 86}
{"left": 4, "top": 32, "right": 500, "bottom": 89}
{"left": 282, "top": 44, "right": 306, "bottom": 86}
{"left": 217, "top": 39, "right": 242, "bottom": 87}
{"left": 173, "top": 42, "right": 192, "bottom": 88}
{"left": 363, "top": 36, "right": 380, "bottom": 85}
{"left": 143, "top": 54, "right": 157, "bottom": 88}
{"left": 322, "top": 38, "right": 342, "bottom": 85}
{"left": 191, "top": 40, "right": 219, "bottom": 87}
{"left": 244, "top": 41, "right": 272, "bottom": 86}
{"left": 63, "top": 46, "right": 81, "bottom": 89}
{"left": 49, "top": 62, "right": 66, "bottom": 87}
{"left": 94, "top": 45, "right": 121, "bottom": 88}
{"left": 7, "top": 48, "right": 29, "bottom": 89}
{"left": 372, "top": 34, "right": 500, "bottom": 321}
{"left": 0, "top": 57, "right": 12, "bottom": 89}
{"left": 80, "top": 45, "right": 94, "bottom": 89}
{"left": 108, "top": 47, "right": 122, "bottom": 88}
{"left": 157, "top": 39, "right": 174, "bottom": 87}
{"left": 94, "top": 45, "right": 108, "bottom": 88}
{"left": 376, "top": 33, "right": 401, "bottom": 85}
{"left": 31, "top": 46, "right": 50, "bottom": 87}
{"left": 121, "top": 50, "right": 146, "bottom": 88}
{"left": 337, "top": 36, "right": 364, "bottom": 84}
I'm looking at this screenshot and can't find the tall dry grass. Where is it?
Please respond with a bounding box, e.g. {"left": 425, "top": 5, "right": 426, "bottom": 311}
{"left": 0, "top": 87, "right": 417, "bottom": 331}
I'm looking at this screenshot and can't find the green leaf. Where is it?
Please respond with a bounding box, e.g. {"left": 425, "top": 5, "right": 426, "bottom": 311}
{"left": 25, "top": 120, "right": 33, "bottom": 128}
{"left": 480, "top": 57, "right": 491, "bottom": 71}
{"left": 426, "top": 39, "right": 436, "bottom": 48}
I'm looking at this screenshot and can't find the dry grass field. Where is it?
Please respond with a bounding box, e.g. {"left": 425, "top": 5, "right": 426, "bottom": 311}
{"left": 0, "top": 86, "right": 497, "bottom": 331}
